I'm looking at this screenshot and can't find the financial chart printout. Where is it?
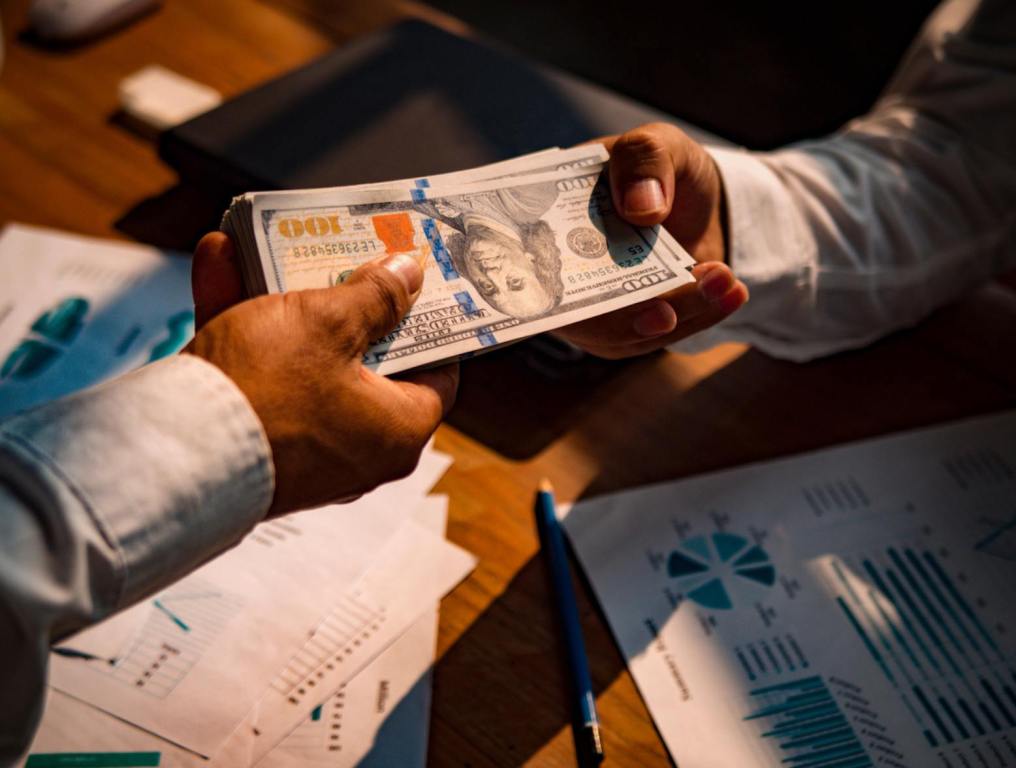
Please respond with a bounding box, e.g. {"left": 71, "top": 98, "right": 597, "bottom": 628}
{"left": 563, "top": 412, "right": 1016, "bottom": 768}
{"left": 0, "top": 224, "right": 193, "bottom": 419}
{"left": 49, "top": 450, "right": 452, "bottom": 757}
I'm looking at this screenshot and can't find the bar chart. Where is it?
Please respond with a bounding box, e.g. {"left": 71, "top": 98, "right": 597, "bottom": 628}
{"left": 268, "top": 593, "right": 385, "bottom": 707}
{"left": 826, "top": 538, "right": 1016, "bottom": 761}
{"left": 744, "top": 676, "right": 872, "bottom": 768}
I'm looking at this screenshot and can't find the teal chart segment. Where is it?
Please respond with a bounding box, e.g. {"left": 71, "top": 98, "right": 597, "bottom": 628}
{"left": 147, "top": 310, "right": 194, "bottom": 362}
{"left": 667, "top": 532, "right": 776, "bottom": 610}
{"left": 1, "top": 297, "right": 89, "bottom": 381}
{"left": 975, "top": 516, "right": 1016, "bottom": 563}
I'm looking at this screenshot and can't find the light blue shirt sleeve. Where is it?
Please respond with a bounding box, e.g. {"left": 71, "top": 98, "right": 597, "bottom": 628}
{"left": 681, "top": 0, "right": 1016, "bottom": 361}
{"left": 0, "top": 353, "right": 274, "bottom": 761}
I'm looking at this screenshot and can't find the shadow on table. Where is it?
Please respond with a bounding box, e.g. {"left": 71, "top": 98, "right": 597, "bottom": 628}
{"left": 114, "top": 182, "right": 231, "bottom": 253}
{"left": 446, "top": 340, "right": 631, "bottom": 460}
{"left": 427, "top": 553, "right": 628, "bottom": 767}
{"left": 426, "top": 281, "right": 1016, "bottom": 765}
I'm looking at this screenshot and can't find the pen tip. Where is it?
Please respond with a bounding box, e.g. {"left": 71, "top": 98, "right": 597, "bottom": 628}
{"left": 538, "top": 477, "right": 554, "bottom": 494}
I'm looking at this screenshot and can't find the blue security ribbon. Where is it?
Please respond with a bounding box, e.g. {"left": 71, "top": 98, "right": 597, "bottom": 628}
{"left": 422, "top": 218, "right": 459, "bottom": 280}
{"left": 454, "top": 292, "right": 497, "bottom": 346}
{"left": 476, "top": 330, "right": 498, "bottom": 346}
{"left": 453, "top": 291, "right": 481, "bottom": 317}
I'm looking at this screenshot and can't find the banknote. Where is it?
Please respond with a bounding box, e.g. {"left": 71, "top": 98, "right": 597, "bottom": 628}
{"left": 223, "top": 149, "right": 697, "bottom": 374}
{"left": 223, "top": 145, "right": 608, "bottom": 295}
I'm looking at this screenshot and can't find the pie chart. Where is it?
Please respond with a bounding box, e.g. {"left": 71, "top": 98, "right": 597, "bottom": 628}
{"left": 667, "top": 532, "right": 776, "bottom": 610}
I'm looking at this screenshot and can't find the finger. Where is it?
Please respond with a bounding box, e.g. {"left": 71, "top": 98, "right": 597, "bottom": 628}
{"left": 192, "top": 232, "right": 244, "bottom": 330}
{"left": 364, "top": 362, "right": 457, "bottom": 446}
{"left": 396, "top": 363, "right": 460, "bottom": 419}
{"left": 576, "top": 279, "right": 748, "bottom": 359}
{"left": 637, "top": 282, "right": 748, "bottom": 352}
{"left": 608, "top": 122, "right": 689, "bottom": 226}
{"left": 556, "top": 296, "right": 678, "bottom": 349}
{"left": 608, "top": 122, "right": 721, "bottom": 251}
{"left": 675, "top": 261, "right": 740, "bottom": 313}
{"left": 556, "top": 262, "right": 741, "bottom": 349}
{"left": 327, "top": 253, "right": 425, "bottom": 349}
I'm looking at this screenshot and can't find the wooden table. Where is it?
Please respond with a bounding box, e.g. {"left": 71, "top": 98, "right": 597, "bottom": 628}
{"left": 3, "top": 1, "right": 1014, "bottom": 765}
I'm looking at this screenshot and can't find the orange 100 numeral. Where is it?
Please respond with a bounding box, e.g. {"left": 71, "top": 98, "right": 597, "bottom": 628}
{"left": 277, "top": 215, "right": 342, "bottom": 238}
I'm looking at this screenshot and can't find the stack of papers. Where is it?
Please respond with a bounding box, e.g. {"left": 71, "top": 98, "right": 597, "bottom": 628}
{"left": 1, "top": 224, "right": 476, "bottom": 767}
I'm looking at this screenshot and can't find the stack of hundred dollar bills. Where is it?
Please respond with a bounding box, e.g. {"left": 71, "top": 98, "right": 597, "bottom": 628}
{"left": 221, "top": 145, "right": 697, "bottom": 375}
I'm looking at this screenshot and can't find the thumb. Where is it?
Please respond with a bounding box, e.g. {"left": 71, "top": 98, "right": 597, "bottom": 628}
{"left": 192, "top": 232, "right": 244, "bottom": 330}
{"left": 334, "top": 253, "right": 425, "bottom": 348}
{"left": 607, "top": 122, "right": 690, "bottom": 227}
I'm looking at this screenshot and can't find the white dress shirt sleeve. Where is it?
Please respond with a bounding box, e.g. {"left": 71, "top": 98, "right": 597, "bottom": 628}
{"left": 0, "top": 354, "right": 274, "bottom": 761}
{"left": 680, "top": 0, "right": 1016, "bottom": 361}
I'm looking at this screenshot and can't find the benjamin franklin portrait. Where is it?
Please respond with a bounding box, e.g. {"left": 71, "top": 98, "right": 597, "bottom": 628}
{"left": 414, "top": 182, "right": 563, "bottom": 320}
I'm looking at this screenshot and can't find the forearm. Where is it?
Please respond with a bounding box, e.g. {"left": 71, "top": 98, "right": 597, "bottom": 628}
{"left": 0, "top": 354, "right": 273, "bottom": 760}
{"left": 684, "top": 0, "right": 1016, "bottom": 361}
{"left": 703, "top": 124, "right": 1015, "bottom": 360}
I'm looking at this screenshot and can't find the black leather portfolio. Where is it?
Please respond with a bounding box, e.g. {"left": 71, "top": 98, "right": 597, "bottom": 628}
{"left": 158, "top": 19, "right": 681, "bottom": 193}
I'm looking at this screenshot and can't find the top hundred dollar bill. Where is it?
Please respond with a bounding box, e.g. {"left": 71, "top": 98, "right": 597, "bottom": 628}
{"left": 222, "top": 146, "right": 697, "bottom": 375}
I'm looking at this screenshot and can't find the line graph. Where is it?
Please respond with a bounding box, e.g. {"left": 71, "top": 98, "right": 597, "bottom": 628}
{"left": 103, "top": 586, "right": 244, "bottom": 698}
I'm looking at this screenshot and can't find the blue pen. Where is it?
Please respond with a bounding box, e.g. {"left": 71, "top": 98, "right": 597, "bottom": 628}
{"left": 535, "top": 478, "right": 605, "bottom": 766}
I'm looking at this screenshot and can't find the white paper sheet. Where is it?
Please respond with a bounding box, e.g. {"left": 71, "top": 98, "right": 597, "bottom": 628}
{"left": 22, "top": 688, "right": 203, "bottom": 768}
{"left": 260, "top": 495, "right": 448, "bottom": 767}
{"left": 563, "top": 411, "right": 1016, "bottom": 768}
{"left": 27, "top": 493, "right": 465, "bottom": 768}
{"left": 212, "top": 516, "right": 475, "bottom": 765}
{"left": 0, "top": 224, "right": 194, "bottom": 419}
{"left": 50, "top": 449, "right": 453, "bottom": 757}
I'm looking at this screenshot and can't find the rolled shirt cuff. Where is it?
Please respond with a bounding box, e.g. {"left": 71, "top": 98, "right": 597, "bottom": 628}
{"left": 669, "top": 145, "right": 822, "bottom": 361}
{"left": 0, "top": 354, "right": 274, "bottom": 610}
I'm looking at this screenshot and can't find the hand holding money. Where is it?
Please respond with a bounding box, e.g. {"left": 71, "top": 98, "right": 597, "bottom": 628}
{"left": 187, "top": 233, "right": 457, "bottom": 515}
{"left": 222, "top": 144, "right": 717, "bottom": 374}
{"left": 555, "top": 125, "right": 749, "bottom": 359}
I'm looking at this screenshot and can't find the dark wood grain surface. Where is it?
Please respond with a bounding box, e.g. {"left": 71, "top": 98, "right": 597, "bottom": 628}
{"left": 2, "top": 1, "right": 1014, "bottom": 765}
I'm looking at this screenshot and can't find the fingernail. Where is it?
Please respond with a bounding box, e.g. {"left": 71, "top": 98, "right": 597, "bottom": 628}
{"left": 632, "top": 301, "right": 677, "bottom": 337}
{"left": 698, "top": 267, "right": 733, "bottom": 301}
{"left": 623, "top": 178, "right": 665, "bottom": 215}
{"left": 718, "top": 284, "right": 748, "bottom": 313}
{"left": 381, "top": 253, "right": 424, "bottom": 295}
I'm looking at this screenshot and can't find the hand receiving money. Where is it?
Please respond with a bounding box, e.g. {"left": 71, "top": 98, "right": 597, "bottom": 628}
{"left": 555, "top": 124, "right": 749, "bottom": 359}
{"left": 221, "top": 145, "right": 702, "bottom": 374}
